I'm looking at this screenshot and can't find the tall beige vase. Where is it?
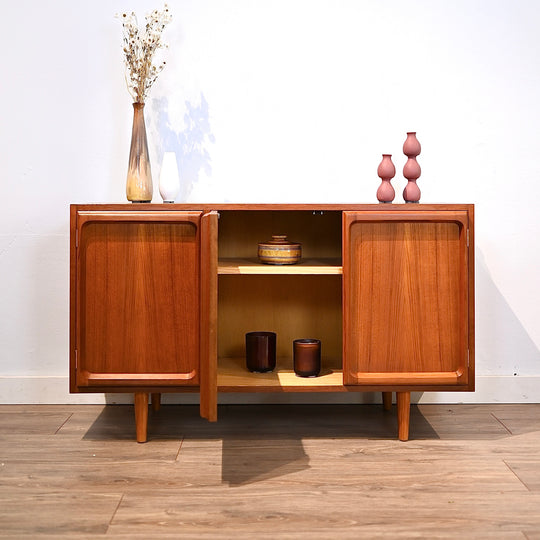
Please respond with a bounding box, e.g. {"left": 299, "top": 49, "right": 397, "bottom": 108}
{"left": 126, "top": 102, "right": 153, "bottom": 203}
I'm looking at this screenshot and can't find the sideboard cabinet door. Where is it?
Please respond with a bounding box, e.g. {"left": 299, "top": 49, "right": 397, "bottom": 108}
{"left": 71, "top": 210, "right": 216, "bottom": 395}
{"left": 343, "top": 209, "right": 474, "bottom": 388}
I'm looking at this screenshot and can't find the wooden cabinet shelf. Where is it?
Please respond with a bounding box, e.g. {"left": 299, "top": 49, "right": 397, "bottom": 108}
{"left": 217, "top": 357, "right": 344, "bottom": 391}
{"left": 218, "top": 258, "right": 343, "bottom": 275}
{"left": 70, "top": 203, "right": 475, "bottom": 443}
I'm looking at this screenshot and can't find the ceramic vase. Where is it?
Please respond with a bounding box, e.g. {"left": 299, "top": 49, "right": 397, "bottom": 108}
{"left": 402, "top": 132, "right": 421, "bottom": 203}
{"left": 376, "top": 154, "right": 396, "bottom": 203}
{"left": 159, "top": 152, "right": 180, "bottom": 203}
{"left": 126, "top": 103, "right": 153, "bottom": 203}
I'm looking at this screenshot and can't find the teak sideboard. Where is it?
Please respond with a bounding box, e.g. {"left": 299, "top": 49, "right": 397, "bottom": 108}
{"left": 69, "top": 204, "right": 475, "bottom": 442}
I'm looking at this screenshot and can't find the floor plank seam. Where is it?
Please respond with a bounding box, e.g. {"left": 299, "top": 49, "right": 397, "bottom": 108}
{"left": 108, "top": 493, "right": 125, "bottom": 531}
{"left": 503, "top": 459, "right": 532, "bottom": 492}
{"left": 175, "top": 436, "right": 185, "bottom": 461}
{"left": 54, "top": 412, "right": 74, "bottom": 435}
{"left": 491, "top": 412, "right": 513, "bottom": 435}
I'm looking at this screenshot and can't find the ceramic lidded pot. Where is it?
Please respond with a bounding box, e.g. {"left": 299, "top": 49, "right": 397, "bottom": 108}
{"left": 258, "top": 235, "right": 302, "bottom": 265}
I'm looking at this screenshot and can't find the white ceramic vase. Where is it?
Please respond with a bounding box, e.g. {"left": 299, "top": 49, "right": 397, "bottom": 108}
{"left": 159, "top": 152, "right": 180, "bottom": 203}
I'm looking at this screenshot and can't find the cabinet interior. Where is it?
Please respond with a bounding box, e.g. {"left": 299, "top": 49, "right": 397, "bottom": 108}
{"left": 217, "top": 210, "right": 343, "bottom": 381}
{"left": 218, "top": 210, "right": 342, "bottom": 260}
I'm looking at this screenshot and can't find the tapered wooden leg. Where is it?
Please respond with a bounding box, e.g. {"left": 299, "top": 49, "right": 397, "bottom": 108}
{"left": 382, "top": 392, "right": 393, "bottom": 411}
{"left": 396, "top": 391, "right": 411, "bottom": 441}
{"left": 134, "top": 392, "right": 149, "bottom": 443}
{"left": 151, "top": 393, "right": 161, "bottom": 412}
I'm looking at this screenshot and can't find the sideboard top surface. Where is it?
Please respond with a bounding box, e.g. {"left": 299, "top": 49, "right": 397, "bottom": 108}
{"left": 71, "top": 203, "right": 474, "bottom": 212}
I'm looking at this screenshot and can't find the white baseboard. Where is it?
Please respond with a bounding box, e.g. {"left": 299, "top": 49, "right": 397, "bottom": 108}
{"left": 0, "top": 375, "right": 539, "bottom": 404}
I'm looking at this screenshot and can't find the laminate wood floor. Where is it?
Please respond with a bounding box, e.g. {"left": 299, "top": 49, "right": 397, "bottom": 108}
{"left": 1, "top": 403, "right": 540, "bottom": 539}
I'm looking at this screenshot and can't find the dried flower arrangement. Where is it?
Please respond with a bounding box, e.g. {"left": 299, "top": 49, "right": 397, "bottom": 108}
{"left": 117, "top": 5, "right": 172, "bottom": 103}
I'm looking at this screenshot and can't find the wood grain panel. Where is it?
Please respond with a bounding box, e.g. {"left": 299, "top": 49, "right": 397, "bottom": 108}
{"left": 0, "top": 491, "right": 122, "bottom": 536}
{"left": 344, "top": 214, "right": 470, "bottom": 386}
{"left": 76, "top": 215, "right": 201, "bottom": 386}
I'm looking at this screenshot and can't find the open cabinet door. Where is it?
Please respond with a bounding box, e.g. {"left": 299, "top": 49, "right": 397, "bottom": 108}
{"left": 199, "top": 211, "right": 218, "bottom": 421}
{"left": 343, "top": 209, "right": 474, "bottom": 389}
{"left": 72, "top": 210, "right": 216, "bottom": 396}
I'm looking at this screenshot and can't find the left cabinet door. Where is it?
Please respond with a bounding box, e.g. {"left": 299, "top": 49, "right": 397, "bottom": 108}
{"left": 70, "top": 209, "right": 217, "bottom": 395}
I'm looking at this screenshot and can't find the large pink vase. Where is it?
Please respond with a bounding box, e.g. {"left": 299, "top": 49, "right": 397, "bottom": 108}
{"left": 402, "top": 132, "right": 421, "bottom": 203}
{"left": 376, "top": 154, "right": 396, "bottom": 203}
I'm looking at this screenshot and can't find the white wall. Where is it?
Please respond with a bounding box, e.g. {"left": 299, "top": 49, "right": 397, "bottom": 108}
{"left": 1, "top": 0, "right": 539, "bottom": 404}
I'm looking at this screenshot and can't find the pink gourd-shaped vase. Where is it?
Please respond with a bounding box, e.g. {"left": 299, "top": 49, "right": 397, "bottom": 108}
{"left": 376, "top": 154, "right": 396, "bottom": 203}
{"left": 402, "top": 132, "right": 421, "bottom": 203}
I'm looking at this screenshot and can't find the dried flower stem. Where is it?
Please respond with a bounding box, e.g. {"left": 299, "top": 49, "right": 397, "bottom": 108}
{"left": 116, "top": 5, "right": 172, "bottom": 103}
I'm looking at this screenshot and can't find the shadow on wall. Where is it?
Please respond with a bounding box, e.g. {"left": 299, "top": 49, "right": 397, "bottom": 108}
{"left": 151, "top": 94, "right": 215, "bottom": 202}
{"left": 475, "top": 249, "right": 540, "bottom": 377}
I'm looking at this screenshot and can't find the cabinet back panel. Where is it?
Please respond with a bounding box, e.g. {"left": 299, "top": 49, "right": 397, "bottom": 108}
{"left": 78, "top": 222, "right": 200, "bottom": 379}
{"left": 346, "top": 221, "right": 465, "bottom": 375}
{"left": 218, "top": 211, "right": 342, "bottom": 259}
{"left": 218, "top": 274, "right": 342, "bottom": 364}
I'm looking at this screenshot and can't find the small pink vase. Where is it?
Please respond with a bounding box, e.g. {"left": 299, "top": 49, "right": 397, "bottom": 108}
{"left": 376, "top": 154, "right": 396, "bottom": 203}
{"left": 402, "top": 132, "right": 421, "bottom": 203}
